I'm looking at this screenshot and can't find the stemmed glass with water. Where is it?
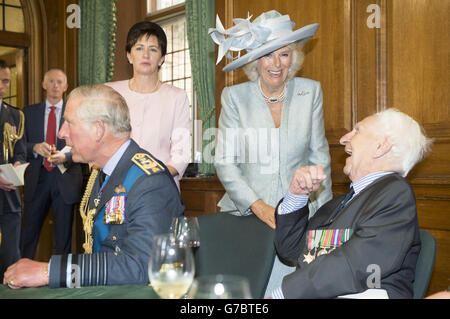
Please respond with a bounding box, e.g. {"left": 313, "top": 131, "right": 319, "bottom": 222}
{"left": 148, "top": 234, "right": 195, "bottom": 299}
{"left": 170, "top": 216, "right": 200, "bottom": 255}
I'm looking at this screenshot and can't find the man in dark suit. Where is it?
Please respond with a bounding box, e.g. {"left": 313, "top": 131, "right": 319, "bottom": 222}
{"left": 20, "top": 69, "right": 83, "bottom": 259}
{"left": 0, "top": 59, "right": 26, "bottom": 282}
{"left": 3, "top": 84, "right": 184, "bottom": 288}
{"left": 272, "top": 108, "right": 433, "bottom": 299}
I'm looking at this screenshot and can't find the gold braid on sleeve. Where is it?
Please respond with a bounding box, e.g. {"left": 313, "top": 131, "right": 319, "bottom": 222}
{"left": 3, "top": 110, "right": 24, "bottom": 163}
{"left": 79, "top": 167, "right": 99, "bottom": 254}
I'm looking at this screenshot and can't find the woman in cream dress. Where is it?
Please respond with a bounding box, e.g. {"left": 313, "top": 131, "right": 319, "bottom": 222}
{"left": 107, "top": 21, "right": 191, "bottom": 190}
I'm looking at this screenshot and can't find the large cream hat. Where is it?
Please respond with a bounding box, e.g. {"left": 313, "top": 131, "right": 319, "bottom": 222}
{"left": 209, "top": 10, "right": 319, "bottom": 72}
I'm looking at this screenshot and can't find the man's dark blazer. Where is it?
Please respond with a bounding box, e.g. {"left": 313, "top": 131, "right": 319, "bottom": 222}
{"left": 22, "top": 101, "right": 82, "bottom": 204}
{"left": 0, "top": 101, "right": 26, "bottom": 211}
{"left": 275, "top": 173, "right": 420, "bottom": 299}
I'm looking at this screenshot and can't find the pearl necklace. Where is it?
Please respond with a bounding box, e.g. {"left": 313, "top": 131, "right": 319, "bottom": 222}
{"left": 258, "top": 79, "right": 286, "bottom": 104}
{"left": 130, "top": 78, "right": 160, "bottom": 93}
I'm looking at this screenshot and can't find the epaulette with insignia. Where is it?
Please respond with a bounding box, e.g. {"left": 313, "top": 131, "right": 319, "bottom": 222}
{"left": 2, "top": 101, "right": 20, "bottom": 110}
{"left": 131, "top": 153, "right": 165, "bottom": 175}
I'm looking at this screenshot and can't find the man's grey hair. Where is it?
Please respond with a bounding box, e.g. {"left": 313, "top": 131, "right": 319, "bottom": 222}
{"left": 242, "top": 42, "right": 305, "bottom": 82}
{"left": 67, "top": 84, "right": 131, "bottom": 138}
{"left": 376, "top": 108, "right": 433, "bottom": 177}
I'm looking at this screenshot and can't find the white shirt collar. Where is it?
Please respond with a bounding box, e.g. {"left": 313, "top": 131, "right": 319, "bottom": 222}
{"left": 351, "top": 171, "right": 395, "bottom": 195}
{"left": 45, "top": 99, "right": 64, "bottom": 109}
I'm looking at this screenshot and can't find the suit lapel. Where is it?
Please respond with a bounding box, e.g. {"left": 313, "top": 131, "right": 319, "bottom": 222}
{"left": 252, "top": 81, "right": 276, "bottom": 128}
{"left": 56, "top": 102, "right": 66, "bottom": 149}
{"left": 59, "top": 102, "right": 66, "bottom": 128}
{"left": 317, "top": 195, "right": 349, "bottom": 228}
{"left": 278, "top": 80, "right": 293, "bottom": 188}
{"left": 280, "top": 79, "right": 293, "bottom": 130}
{"left": 0, "top": 102, "right": 6, "bottom": 126}
{"left": 0, "top": 102, "right": 6, "bottom": 162}
{"left": 37, "top": 102, "right": 46, "bottom": 142}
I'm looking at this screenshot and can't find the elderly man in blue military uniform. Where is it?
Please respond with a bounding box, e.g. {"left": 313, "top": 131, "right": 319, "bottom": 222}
{"left": 0, "top": 59, "right": 27, "bottom": 283}
{"left": 3, "top": 84, "right": 184, "bottom": 288}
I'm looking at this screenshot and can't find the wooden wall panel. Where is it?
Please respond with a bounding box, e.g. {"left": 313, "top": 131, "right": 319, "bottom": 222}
{"left": 112, "top": 0, "right": 143, "bottom": 81}
{"left": 386, "top": 0, "right": 450, "bottom": 296}
{"left": 389, "top": 0, "right": 449, "bottom": 133}
{"left": 43, "top": 0, "right": 79, "bottom": 94}
{"left": 181, "top": 178, "right": 225, "bottom": 217}
{"left": 388, "top": 0, "right": 450, "bottom": 179}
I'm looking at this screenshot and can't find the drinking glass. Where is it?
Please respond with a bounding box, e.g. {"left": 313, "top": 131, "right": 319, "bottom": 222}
{"left": 187, "top": 274, "right": 252, "bottom": 299}
{"left": 47, "top": 144, "right": 57, "bottom": 167}
{"left": 170, "top": 216, "right": 200, "bottom": 254}
{"left": 148, "top": 234, "right": 195, "bottom": 299}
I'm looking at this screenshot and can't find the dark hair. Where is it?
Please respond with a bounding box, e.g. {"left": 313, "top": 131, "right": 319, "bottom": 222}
{"left": 126, "top": 21, "right": 167, "bottom": 56}
{"left": 0, "top": 59, "right": 9, "bottom": 70}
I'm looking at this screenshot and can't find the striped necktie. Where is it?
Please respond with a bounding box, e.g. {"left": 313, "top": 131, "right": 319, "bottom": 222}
{"left": 330, "top": 187, "right": 355, "bottom": 221}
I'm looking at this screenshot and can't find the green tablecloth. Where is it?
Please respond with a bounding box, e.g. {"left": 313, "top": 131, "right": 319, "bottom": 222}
{"left": 0, "top": 284, "right": 159, "bottom": 299}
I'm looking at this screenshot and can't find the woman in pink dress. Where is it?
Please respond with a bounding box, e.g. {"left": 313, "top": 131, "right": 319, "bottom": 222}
{"left": 107, "top": 21, "right": 191, "bottom": 190}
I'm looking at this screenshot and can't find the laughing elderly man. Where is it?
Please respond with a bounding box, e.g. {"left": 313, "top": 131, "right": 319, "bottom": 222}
{"left": 272, "top": 108, "right": 432, "bottom": 299}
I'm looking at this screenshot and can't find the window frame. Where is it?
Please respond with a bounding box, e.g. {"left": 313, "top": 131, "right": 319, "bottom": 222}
{"left": 146, "top": 1, "right": 185, "bottom": 19}
{"left": 0, "top": 0, "right": 24, "bottom": 33}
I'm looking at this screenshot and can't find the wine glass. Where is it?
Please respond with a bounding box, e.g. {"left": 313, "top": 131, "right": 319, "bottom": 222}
{"left": 187, "top": 274, "right": 252, "bottom": 299}
{"left": 170, "top": 216, "right": 200, "bottom": 255}
{"left": 148, "top": 234, "right": 195, "bottom": 299}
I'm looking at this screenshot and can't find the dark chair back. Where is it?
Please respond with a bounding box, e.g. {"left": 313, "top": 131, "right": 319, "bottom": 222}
{"left": 195, "top": 212, "right": 276, "bottom": 298}
{"left": 413, "top": 229, "right": 437, "bottom": 299}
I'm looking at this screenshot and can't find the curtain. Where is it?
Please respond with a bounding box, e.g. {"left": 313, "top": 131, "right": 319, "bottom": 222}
{"left": 79, "top": 0, "right": 117, "bottom": 85}
{"left": 186, "top": 0, "right": 216, "bottom": 176}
